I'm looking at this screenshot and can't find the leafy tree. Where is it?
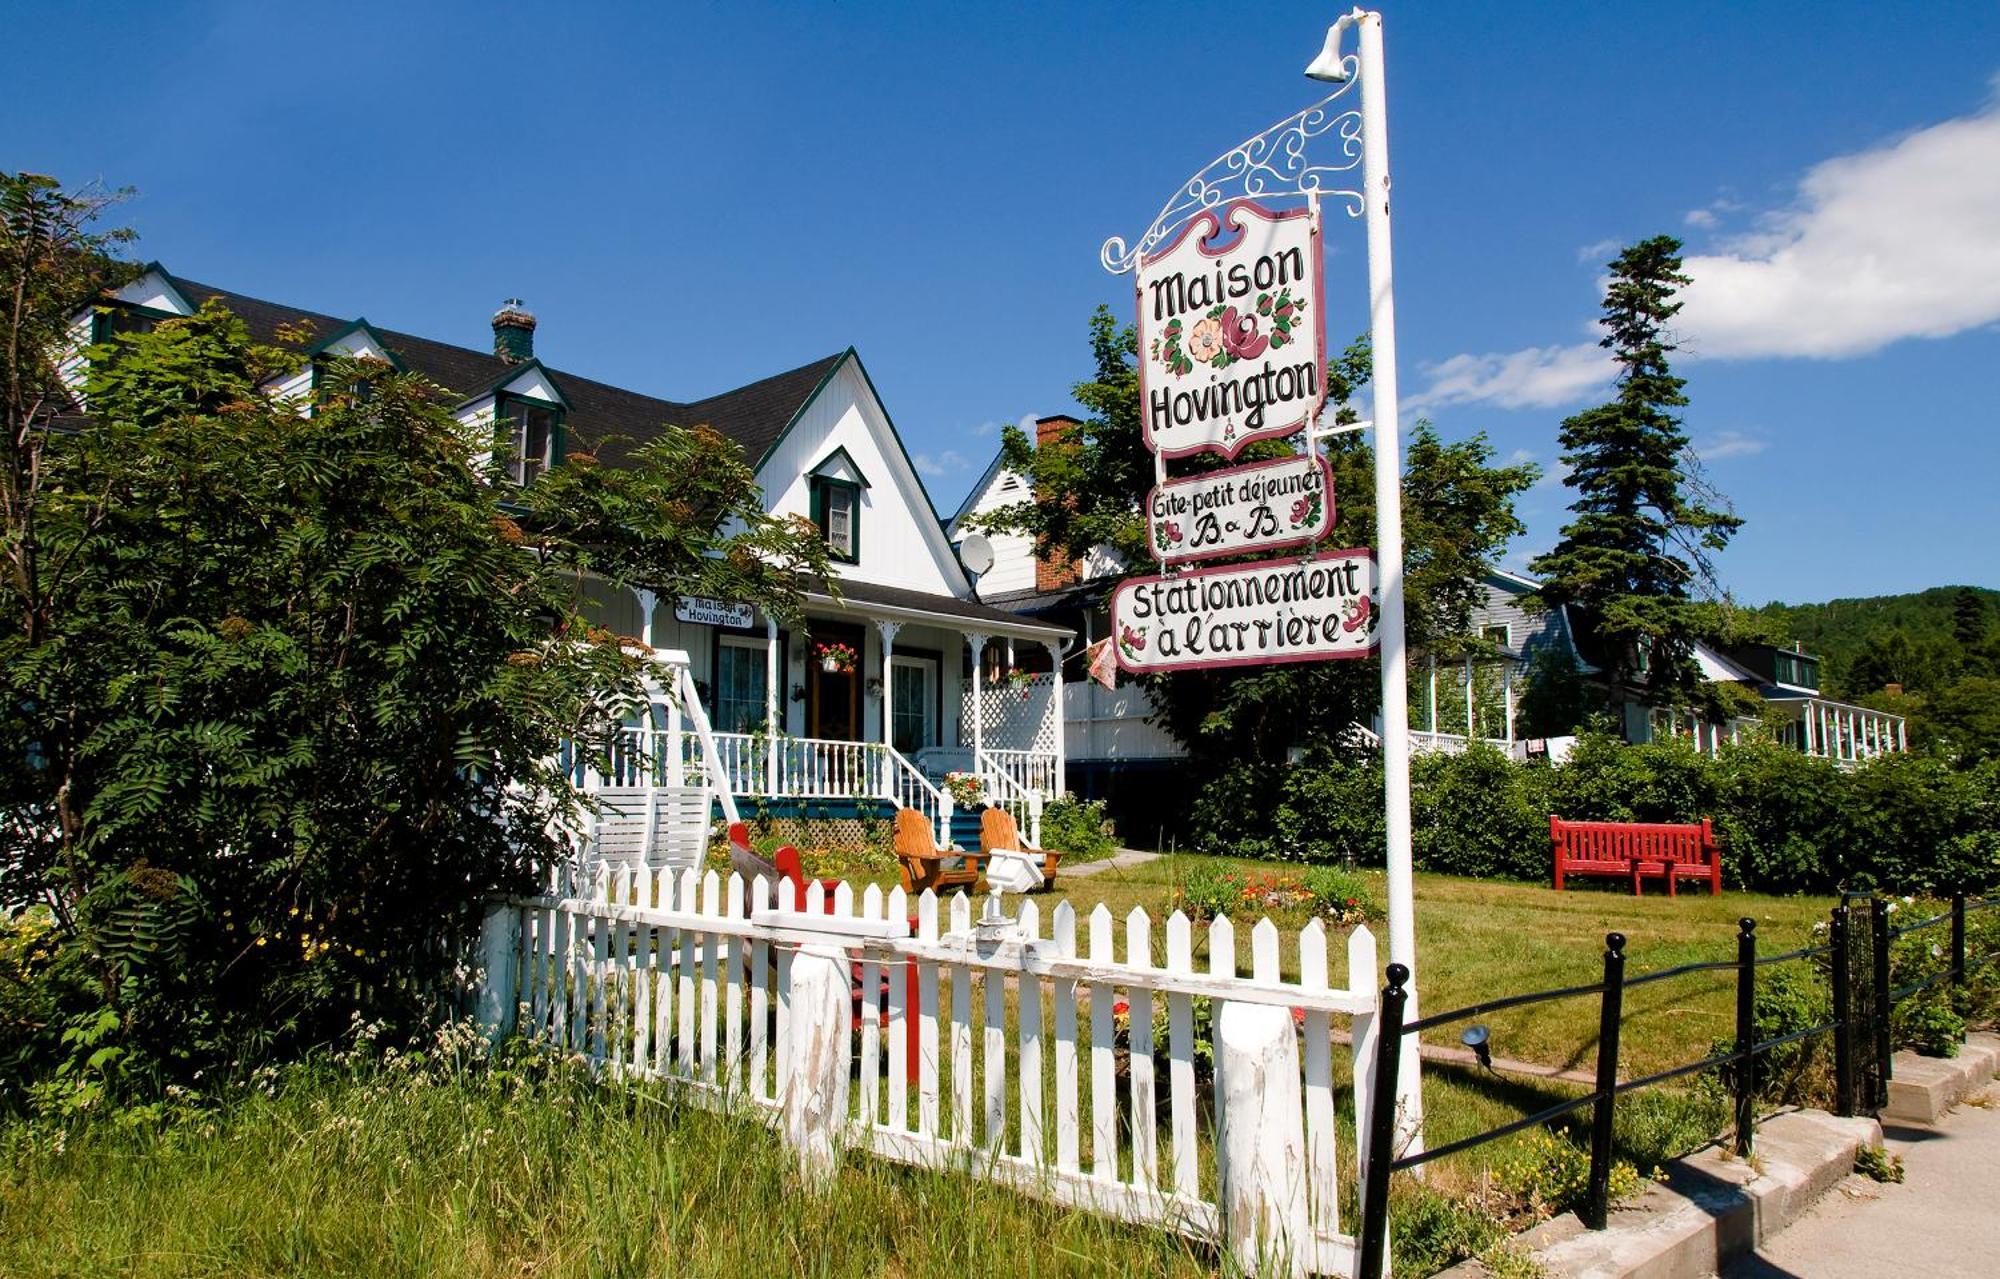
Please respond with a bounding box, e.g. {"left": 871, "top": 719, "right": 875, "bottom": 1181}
{"left": 975, "top": 306, "right": 1535, "bottom": 763}
{"left": 0, "top": 177, "right": 828, "bottom": 1103}
{"left": 1952, "top": 586, "right": 1989, "bottom": 653}
{"left": 1530, "top": 236, "right": 1742, "bottom": 707}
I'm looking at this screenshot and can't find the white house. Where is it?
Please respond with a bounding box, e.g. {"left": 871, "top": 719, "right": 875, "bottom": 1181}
{"left": 950, "top": 420, "right": 1188, "bottom": 831}
{"left": 67, "top": 266, "right": 1073, "bottom": 844}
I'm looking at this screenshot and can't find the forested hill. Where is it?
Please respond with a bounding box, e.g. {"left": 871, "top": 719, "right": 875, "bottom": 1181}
{"left": 1751, "top": 585, "right": 2000, "bottom": 701}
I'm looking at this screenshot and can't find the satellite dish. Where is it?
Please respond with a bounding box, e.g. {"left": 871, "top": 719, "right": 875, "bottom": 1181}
{"left": 959, "top": 533, "right": 995, "bottom": 576}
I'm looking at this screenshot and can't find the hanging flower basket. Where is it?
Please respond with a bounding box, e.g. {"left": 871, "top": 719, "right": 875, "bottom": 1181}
{"left": 814, "top": 641, "right": 858, "bottom": 675}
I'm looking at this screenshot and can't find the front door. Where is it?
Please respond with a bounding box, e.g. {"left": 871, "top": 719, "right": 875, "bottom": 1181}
{"left": 806, "top": 622, "right": 864, "bottom": 741}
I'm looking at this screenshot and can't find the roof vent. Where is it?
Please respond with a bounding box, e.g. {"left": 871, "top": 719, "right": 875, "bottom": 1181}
{"left": 492, "top": 298, "right": 536, "bottom": 364}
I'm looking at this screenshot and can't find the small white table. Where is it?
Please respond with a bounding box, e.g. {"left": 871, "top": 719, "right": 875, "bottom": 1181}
{"left": 984, "top": 847, "right": 1045, "bottom": 894}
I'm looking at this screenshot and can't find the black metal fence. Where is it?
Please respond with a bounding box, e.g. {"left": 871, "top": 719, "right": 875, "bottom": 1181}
{"left": 1354, "top": 892, "right": 1999, "bottom": 1278}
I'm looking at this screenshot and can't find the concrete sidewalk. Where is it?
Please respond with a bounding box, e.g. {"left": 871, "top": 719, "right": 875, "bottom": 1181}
{"left": 1723, "top": 1086, "right": 2000, "bottom": 1279}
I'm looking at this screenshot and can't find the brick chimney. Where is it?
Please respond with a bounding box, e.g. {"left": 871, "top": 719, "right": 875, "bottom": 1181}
{"left": 492, "top": 299, "right": 536, "bottom": 364}
{"left": 1034, "top": 414, "right": 1084, "bottom": 593}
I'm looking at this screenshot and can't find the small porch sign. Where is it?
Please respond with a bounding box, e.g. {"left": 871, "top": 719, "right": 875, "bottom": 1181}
{"left": 1138, "top": 200, "right": 1324, "bottom": 459}
{"left": 675, "top": 595, "right": 755, "bottom": 629}
{"left": 1147, "top": 452, "right": 1334, "bottom": 564}
{"left": 1110, "top": 550, "right": 1379, "bottom": 673}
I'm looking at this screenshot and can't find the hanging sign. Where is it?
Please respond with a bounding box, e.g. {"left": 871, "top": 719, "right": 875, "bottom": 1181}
{"left": 1137, "top": 199, "right": 1325, "bottom": 460}
{"left": 1110, "top": 550, "right": 1378, "bottom": 674}
{"left": 1146, "top": 452, "right": 1334, "bottom": 564}
{"left": 675, "top": 595, "right": 755, "bottom": 629}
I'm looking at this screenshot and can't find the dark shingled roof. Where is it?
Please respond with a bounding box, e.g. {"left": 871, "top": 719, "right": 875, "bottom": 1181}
{"left": 169, "top": 274, "right": 845, "bottom": 466}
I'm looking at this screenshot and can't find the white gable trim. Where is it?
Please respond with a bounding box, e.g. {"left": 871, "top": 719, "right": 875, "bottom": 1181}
{"left": 110, "top": 267, "right": 196, "bottom": 317}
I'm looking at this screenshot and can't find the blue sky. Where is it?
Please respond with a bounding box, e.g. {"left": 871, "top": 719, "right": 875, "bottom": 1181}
{"left": 8, "top": 0, "right": 1998, "bottom": 605}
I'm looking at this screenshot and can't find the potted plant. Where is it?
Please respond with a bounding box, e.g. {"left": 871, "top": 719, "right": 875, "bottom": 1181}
{"left": 943, "top": 771, "right": 984, "bottom": 809}
{"left": 814, "top": 641, "right": 858, "bottom": 675}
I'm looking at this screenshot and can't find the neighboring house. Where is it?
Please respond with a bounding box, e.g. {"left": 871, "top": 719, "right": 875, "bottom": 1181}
{"left": 64, "top": 265, "right": 1072, "bottom": 844}
{"left": 1460, "top": 571, "right": 1905, "bottom": 763}
{"left": 950, "top": 418, "right": 1187, "bottom": 828}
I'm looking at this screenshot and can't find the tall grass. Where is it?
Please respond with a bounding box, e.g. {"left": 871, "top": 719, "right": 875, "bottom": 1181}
{"left": 0, "top": 1034, "right": 1220, "bottom": 1279}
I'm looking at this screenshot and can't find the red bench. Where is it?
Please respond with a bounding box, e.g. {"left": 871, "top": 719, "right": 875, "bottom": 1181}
{"left": 1550, "top": 815, "right": 1722, "bottom": 897}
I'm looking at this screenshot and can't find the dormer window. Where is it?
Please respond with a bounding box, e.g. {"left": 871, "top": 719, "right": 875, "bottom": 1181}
{"left": 500, "top": 393, "right": 563, "bottom": 485}
{"left": 813, "top": 476, "right": 859, "bottom": 561}
{"left": 807, "top": 447, "right": 869, "bottom": 565}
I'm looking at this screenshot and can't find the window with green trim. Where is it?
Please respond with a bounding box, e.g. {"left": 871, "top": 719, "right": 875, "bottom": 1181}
{"left": 811, "top": 476, "right": 860, "bottom": 562}
{"left": 498, "top": 394, "right": 564, "bottom": 485}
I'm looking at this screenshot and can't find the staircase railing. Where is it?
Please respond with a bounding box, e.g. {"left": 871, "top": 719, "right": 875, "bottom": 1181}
{"left": 883, "top": 743, "right": 953, "bottom": 845}
{"left": 976, "top": 747, "right": 1044, "bottom": 847}
{"left": 982, "top": 746, "right": 1060, "bottom": 799}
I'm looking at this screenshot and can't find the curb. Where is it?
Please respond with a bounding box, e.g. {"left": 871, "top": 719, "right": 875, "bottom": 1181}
{"left": 1882, "top": 1030, "right": 2000, "bottom": 1125}
{"left": 1436, "top": 1108, "right": 1881, "bottom": 1279}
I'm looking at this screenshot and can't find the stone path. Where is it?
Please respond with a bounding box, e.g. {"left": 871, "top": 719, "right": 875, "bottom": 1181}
{"left": 1722, "top": 1085, "right": 2000, "bottom": 1279}
{"left": 1060, "top": 847, "right": 1163, "bottom": 879}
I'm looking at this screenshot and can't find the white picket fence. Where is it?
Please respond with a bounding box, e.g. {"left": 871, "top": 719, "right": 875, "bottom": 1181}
{"left": 478, "top": 868, "right": 1382, "bottom": 1276}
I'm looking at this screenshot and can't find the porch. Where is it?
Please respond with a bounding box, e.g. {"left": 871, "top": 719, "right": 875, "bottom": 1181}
{"left": 1766, "top": 696, "right": 1907, "bottom": 764}
{"left": 578, "top": 580, "right": 1071, "bottom": 846}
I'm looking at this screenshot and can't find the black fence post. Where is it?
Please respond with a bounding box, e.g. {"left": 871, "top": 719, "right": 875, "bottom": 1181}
{"left": 1734, "top": 917, "right": 1757, "bottom": 1157}
{"left": 1583, "top": 932, "right": 1627, "bottom": 1231}
{"left": 1356, "top": 962, "right": 1409, "bottom": 1279}
{"left": 1831, "top": 904, "right": 1855, "bottom": 1118}
{"left": 1952, "top": 892, "right": 1967, "bottom": 991}
{"left": 1870, "top": 897, "right": 1893, "bottom": 1109}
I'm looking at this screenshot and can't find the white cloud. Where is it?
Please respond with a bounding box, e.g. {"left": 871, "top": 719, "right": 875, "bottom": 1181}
{"left": 1678, "top": 84, "right": 2000, "bottom": 359}
{"left": 913, "top": 449, "right": 969, "bottom": 479}
{"left": 1411, "top": 343, "right": 1615, "bottom": 411}
{"left": 1575, "top": 238, "right": 1621, "bottom": 264}
{"left": 1692, "top": 429, "right": 1768, "bottom": 460}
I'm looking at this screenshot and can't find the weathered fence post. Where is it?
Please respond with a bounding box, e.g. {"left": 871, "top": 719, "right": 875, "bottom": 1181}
{"left": 1356, "top": 963, "right": 1409, "bottom": 1279}
{"left": 1870, "top": 897, "right": 1892, "bottom": 1110}
{"left": 1951, "top": 892, "right": 1967, "bottom": 990}
{"left": 1215, "top": 921, "right": 1308, "bottom": 1277}
{"left": 781, "top": 941, "right": 853, "bottom": 1186}
{"left": 1831, "top": 904, "right": 1855, "bottom": 1117}
{"left": 474, "top": 900, "right": 522, "bottom": 1046}
{"left": 1582, "top": 932, "right": 1626, "bottom": 1231}
{"left": 1734, "top": 917, "right": 1758, "bottom": 1157}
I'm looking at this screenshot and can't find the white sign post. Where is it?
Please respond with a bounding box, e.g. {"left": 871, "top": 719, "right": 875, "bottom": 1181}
{"left": 1102, "top": 7, "right": 1422, "bottom": 1156}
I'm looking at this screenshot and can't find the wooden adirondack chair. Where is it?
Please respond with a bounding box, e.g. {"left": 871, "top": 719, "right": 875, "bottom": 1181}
{"left": 893, "top": 807, "right": 984, "bottom": 895}
{"left": 978, "top": 806, "right": 1061, "bottom": 891}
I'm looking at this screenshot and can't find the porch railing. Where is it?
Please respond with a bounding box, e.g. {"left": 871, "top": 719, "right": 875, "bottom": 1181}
{"left": 589, "top": 729, "right": 952, "bottom": 844}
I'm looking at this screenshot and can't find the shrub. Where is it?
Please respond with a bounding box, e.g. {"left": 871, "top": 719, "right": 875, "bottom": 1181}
{"left": 1041, "top": 794, "right": 1117, "bottom": 862}
{"left": 1495, "top": 1127, "right": 1640, "bottom": 1221}
{"left": 1301, "top": 864, "right": 1381, "bottom": 924}
{"left": 1707, "top": 960, "right": 1832, "bottom": 1106}
{"left": 1412, "top": 744, "right": 1547, "bottom": 880}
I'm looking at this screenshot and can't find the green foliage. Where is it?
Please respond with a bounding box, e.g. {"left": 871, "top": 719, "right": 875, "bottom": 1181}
{"left": 1495, "top": 1127, "right": 1641, "bottom": 1221}
{"left": 1531, "top": 236, "right": 1742, "bottom": 703}
{"left": 1386, "top": 1184, "right": 1506, "bottom": 1278}
{"left": 1168, "top": 860, "right": 1377, "bottom": 925}
{"left": 1040, "top": 794, "right": 1116, "bottom": 863}
{"left": 1514, "top": 645, "right": 1596, "bottom": 739}
{"left": 1189, "top": 734, "right": 2000, "bottom": 896}
{"left": 1854, "top": 1144, "right": 1905, "bottom": 1183}
{"left": 0, "top": 176, "right": 827, "bottom": 1106}
{"left": 1708, "top": 962, "right": 1832, "bottom": 1105}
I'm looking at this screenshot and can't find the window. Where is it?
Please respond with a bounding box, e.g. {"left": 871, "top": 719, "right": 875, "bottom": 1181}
{"left": 1483, "top": 624, "right": 1510, "bottom": 650}
{"left": 890, "top": 657, "right": 935, "bottom": 754}
{"left": 501, "top": 395, "right": 562, "bottom": 485}
{"left": 811, "top": 476, "right": 860, "bottom": 562}
{"left": 713, "top": 638, "right": 771, "bottom": 735}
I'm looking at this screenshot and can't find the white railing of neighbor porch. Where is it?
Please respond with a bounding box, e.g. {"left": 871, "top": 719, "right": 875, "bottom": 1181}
{"left": 479, "top": 870, "right": 1380, "bottom": 1277}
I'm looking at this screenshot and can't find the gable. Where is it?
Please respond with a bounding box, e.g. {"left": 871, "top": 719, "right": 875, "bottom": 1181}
{"left": 756, "top": 356, "right": 970, "bottom": 598}
{"left": 110, "top": 266, "right": 197, "bottom": 317}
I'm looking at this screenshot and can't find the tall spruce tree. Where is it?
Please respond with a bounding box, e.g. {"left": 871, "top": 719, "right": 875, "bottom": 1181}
{"left": 1531, "top": 235, "right": 1741, "bottom": 704}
